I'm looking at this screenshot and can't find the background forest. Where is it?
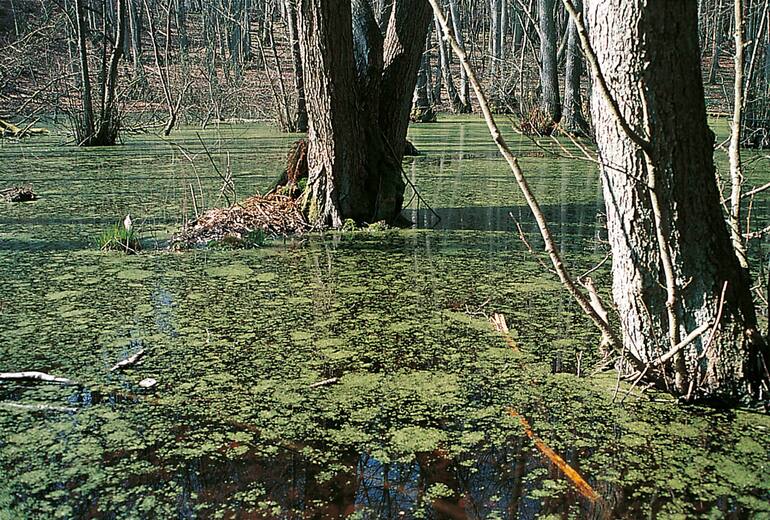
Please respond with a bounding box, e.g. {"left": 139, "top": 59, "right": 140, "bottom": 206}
{"left": 2, "top": 0, "right": 769, "bottom": 144}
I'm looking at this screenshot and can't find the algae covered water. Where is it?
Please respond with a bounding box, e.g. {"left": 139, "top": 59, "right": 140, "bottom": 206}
{"left": 0, "top": 119, "right": 768, "bottom": 518}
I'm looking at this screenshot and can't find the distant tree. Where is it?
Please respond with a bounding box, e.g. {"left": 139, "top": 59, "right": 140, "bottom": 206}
{"left": 296, "top": 0, "right": 433, "bottom": 227}
{"left": 283, "top": 0, "right": 308, "bottom": 132}
{"left": 560, "top": 0, "right": 587, "bottom": 135}
{"left": 538, "top": 0, "right": 561, "bottom": 129}
{"left": 584, "top": 0, "right": 769, "bottom": 400}
{"left": 73, "top": 0, "right": 126, "bottom": 146}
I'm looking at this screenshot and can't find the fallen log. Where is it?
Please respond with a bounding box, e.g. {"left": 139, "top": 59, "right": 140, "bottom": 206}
{"left": 0, "top": 119, "right": 48, "bottom": 138}
{"left": 0, "top": 371, "right": 76, "bottom": 385}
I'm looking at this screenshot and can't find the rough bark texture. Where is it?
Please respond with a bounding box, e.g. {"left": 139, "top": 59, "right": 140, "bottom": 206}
{"left": 538, "top": 0, "right": 561, "bottom": 125}
{"left": 74, "top": 0, "right": 95, "bottom": 143}
{"left": 296, "top": 0, "right": 432, "bottom": 227}
{"left": 380, "top": 0, "right": 434, "bottom": 156}
{"left": 297, "top": 0, "right": 365, "bottom": 227}
{"left": 587, "top": 0, "right": 769, "bottom": 400}
{"left": 412, "top": 35, "right": 436, "bottom": 121}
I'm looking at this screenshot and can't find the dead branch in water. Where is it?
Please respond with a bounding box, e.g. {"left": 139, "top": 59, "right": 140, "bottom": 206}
{"left": 0, "top": 371, "right": 76, "bottom": 385}
{"left": 490, "top": 313, "right": 520, "bottom": 352}
{"left": 308, "top": 378, "right": 339, "bottom": 389}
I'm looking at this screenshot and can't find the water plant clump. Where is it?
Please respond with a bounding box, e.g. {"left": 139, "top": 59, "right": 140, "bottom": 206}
{"left": 98, "top": 221, "right": 141, "bottom": 254}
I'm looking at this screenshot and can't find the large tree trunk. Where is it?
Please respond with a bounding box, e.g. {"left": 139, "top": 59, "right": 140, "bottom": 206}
{"left": 538, "top": 0, "right": 561, "bottom": 127}
{"left": 379, "top": 0, "right": 434, "bottom": 155}
{"left": 412, "top": 34, "right": 435, "bottom": 121}
{"left": 490, "top": 0, "right": 503, "bottom": 79}
{"left": 296, "top": 0, "right": 432, "bottom": 227}
{"left": 586, "top": 0, "right": 769, "bottom": 400}
{"left": 93, "top": 0, "right": 125, "bottom": 145}
{"left": 296, "top": 0, "right": 366, "bottom": 227}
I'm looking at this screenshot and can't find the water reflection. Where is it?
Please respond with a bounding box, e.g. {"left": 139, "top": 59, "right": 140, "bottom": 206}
{"left": 160, "top": 440, "right": 610, "bottom": 519}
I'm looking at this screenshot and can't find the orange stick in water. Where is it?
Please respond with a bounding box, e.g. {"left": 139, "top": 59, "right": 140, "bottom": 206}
{"left": 507, "top": 408, "right": 600, "bottom": 502}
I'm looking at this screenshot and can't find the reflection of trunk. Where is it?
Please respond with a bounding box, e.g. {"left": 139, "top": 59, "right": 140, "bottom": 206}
{"left": 561, "top": 0, "right": 587, "bottom": 135}
{"left": 506, "top": 440, "right": 527, "bottom": 518}
{"left": 304, "top": 454, "right": 359, "bottom": 518}
{"left": 297, "top": 0, "right": 432, "bottom": 227}
{"left": 587, "top": 0, "right": 769, "bottom": 400}
{"left": 539, "top": 0, "right": 561, "bottom": 125}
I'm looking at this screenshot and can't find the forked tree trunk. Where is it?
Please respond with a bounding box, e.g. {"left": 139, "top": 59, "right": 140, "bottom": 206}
{"left": 296, "top": 0, "right": 366, "bottom": 227}
{"left": 296, "top": 0, "right": 432, "bottom": 227}
{"left": 586, "top": 0, "right": 769, "bottom": 400}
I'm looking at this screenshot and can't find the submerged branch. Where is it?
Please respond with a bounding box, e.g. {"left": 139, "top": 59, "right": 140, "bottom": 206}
{"left": 0, "top": 402, "right": 78, "bottom": 413}
{"left": 507, "top": 408, "right": 601, "bottom": 503}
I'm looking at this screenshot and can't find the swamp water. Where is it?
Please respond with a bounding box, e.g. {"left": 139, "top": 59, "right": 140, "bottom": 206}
{"left": 0, "top": 119, "right": 768, "bottom": 519}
